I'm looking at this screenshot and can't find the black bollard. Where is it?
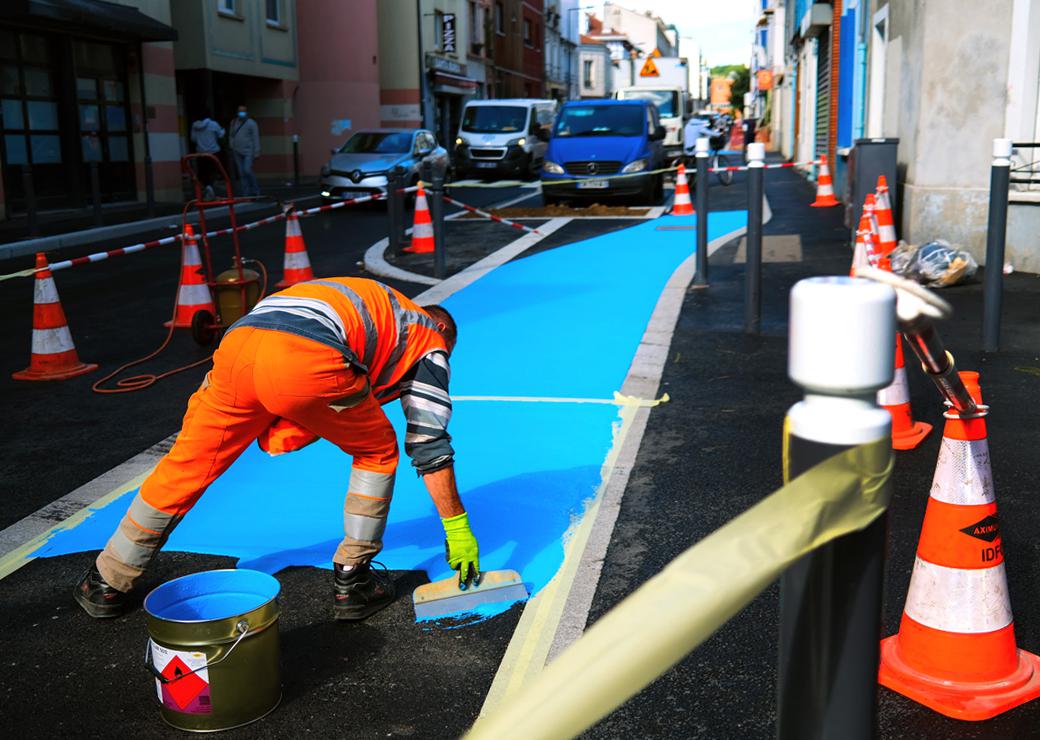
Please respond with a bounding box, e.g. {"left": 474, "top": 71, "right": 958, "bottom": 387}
{"left": 386, "top": 167, "right": 403, "bottom": 256}
{"left": 693, "top": 137, "right": 710, "bottom": 288}
{"left": 428, "top": 168, "right": 447, "bottom": 280}
{"left": 982, "top": 138, "right": 1011, "bottom": 353}
{"left": 744, "top": 143, "right": 764, "bottom": 335}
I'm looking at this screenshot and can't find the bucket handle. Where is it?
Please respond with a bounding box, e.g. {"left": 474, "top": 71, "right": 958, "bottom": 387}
{"left": 145, "top": 618, "right": 250, "bottom": 684}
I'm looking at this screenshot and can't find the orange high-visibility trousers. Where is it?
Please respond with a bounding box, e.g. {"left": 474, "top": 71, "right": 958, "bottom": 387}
{"left": 97, "top": 327, "right": 399, "bottom": 592}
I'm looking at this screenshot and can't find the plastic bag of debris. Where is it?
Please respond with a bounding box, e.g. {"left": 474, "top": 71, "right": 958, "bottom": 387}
{"left": 888, "top": 239, "right": 978, "bottom": 287}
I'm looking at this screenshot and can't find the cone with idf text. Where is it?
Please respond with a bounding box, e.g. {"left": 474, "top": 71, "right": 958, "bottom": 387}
{"left": 403, "top": 184, "right": 435, "bottom": 254}
{"left": 877, "top": 335, "right": 932, "bottom": 449}
{"left": 275, "top": 207, "right": 315, "bottom": 288}
{"left": 165, "top": 224, "right": 216, "bottom": 328}
{"left": 879, "top": 372, "right": 1040, "bottom": 720}
{"left": 874, "top": 175, "right": 898, "bottom": 263}
{"left": 13, "top": 252, "right": 98, "bottom": 381}
{"left": 810, "top": 155, "right": 840, "bottom": 207}
{"left": 671, "top": 163, "right": 694, "bottom": 215}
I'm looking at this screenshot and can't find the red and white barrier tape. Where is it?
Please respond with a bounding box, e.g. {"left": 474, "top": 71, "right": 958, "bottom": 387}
{"left": 706, "top": 158, "right": 817, "bottom": 174}
{"left": 441, "top": 196, "right": 542, "bottom": 236}
{"left": 0, "top": 193, "right": 385, "bottom": 282}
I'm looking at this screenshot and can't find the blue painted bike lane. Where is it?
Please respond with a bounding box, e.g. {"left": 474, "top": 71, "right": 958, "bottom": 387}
{"left": 31, "top": 210, "right": 748, "bottom": 620}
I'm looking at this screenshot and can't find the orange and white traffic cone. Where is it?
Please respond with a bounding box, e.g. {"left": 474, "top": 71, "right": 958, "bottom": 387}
{"left": 810, "top": 155, "right": 840, "bottom": 207}
{"left": 275, "top": 207, "right": 315, "bottom": 288}
{"left": 874, "top": 175, "right": 898, "bottom": 262}
{"left": 878, "top": 336, "right": 932, "bottom": 449}
{"left": 850, "top": 211, "right": 877, "bottom": 276}
{"left": 165, "top": 224, "right": 216, "bottom": 328}
{"left": 12, "top": 253, "right": 97, "bottom": 381}
{"left": 879, "top": 372, "right": 1040, "bottom": 720}
{"left": 862, "top": 193, "right": 886, "bottom": 268}
{"left": 671, "top": 163, "right": 694, "bottom": 216}
{"left": 402, "top": 184, "right": 435, "bottom": 254}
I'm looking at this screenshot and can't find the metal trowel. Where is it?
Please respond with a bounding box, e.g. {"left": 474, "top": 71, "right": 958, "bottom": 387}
{"left": 412, "top": 570, "right": 528, "bottom": 620}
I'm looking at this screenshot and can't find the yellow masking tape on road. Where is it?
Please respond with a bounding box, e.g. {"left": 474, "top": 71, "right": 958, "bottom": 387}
{"left": 466, "top": 435, "right": 892, "bottom": 740}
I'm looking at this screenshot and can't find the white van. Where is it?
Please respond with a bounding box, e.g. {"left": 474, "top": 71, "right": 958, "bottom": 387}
{"left": 454, "top": 99, "right": 556, "bottom": 179}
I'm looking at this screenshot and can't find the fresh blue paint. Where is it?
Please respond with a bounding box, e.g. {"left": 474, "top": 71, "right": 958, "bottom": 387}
{"left": 144, "top": 569, "right": 280, "bottom": 622}
{"left": 34, "top": 211, "right": 749, "bottom": 622}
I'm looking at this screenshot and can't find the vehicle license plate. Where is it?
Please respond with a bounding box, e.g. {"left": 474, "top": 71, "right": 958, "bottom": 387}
{"left": 576, "top": 179, "right": 609, "bottom": 189}
{"left": 475, "top": 162, "right": 496, "bottom": 169}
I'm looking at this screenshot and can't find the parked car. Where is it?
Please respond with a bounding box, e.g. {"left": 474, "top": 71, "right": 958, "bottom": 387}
{"left": 453, "top": 99, "right": 556, "bottom": 180}
{"left": 319, "top": 128, "right": 448, "bottom": 202}
{"left": 540, "top": 99, "right": 666, "bottom": 205}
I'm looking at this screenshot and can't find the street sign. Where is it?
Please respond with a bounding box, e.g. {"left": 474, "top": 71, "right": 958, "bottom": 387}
{"left": 757, "top": 69, "right": 774, "bottom": 91}
{"left": 442, "top": 13, "right": 456, "bottom": 53}
{"left": 639, "top": 57, "right": 660, "bottom": 78}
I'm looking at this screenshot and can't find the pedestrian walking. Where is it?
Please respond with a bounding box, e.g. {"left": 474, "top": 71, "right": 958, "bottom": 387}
{"left": 189, "top": 110, "right": 224, "bottom": 200}
{"left": 74, "top": 278, "right": 481, "bottom": 623}
{"left": 229, "top": 104, "right": 261, "bottom": 197}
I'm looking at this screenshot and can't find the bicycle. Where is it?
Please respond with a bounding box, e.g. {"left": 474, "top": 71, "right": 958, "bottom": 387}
{"left": 708, "top": 131, "right": 734, "bottom": 187}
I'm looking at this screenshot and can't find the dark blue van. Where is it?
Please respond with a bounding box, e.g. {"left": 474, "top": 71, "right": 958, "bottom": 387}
{"left": 541, "top": 99, "right": 666, "bottom": 205}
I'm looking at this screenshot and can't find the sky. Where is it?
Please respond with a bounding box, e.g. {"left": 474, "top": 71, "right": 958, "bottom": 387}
{"left": 589, "top": 1, "right": 756, "bottom": 68}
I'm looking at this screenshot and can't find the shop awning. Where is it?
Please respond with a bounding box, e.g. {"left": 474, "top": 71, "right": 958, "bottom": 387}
{"left": 431, "top": 71, "right": 479, "bottom": 95}
{"left": 0, "top": 0, "right": 178, "bottom": 42}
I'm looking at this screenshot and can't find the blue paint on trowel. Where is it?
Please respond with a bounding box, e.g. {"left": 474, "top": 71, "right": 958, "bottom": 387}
{"left": 35, "top": 211, "right": 747, "bottom": 623}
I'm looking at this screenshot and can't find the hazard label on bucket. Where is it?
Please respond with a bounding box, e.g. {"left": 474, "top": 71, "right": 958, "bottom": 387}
{"left": 151, "top": 642, "right": 212, "bottom": 714}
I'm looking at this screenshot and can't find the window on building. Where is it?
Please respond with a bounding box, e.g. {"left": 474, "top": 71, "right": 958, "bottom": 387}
{"left": 495, "top": 3, "right": 504, "bottom": 35}
{"left": 265, "top": 0, "right": 280, "bottom": 24}
{"left": 524, "top": 18, "right": 532, "bottom": 46}
{"left": 583, "top": 59, "right": 594, "bottom": 89}
{"left": 219, "top": 0, "right": 237, "bottom": 15}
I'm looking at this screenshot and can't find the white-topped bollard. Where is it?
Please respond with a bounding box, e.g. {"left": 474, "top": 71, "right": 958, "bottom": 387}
{"left": 693, "top": 136, "right": 711, "bottom": 287}
{"left": 778, "top": 276, "right": 896, "bottom": 739}
{"left": 744, "top": 142, "right": 767, "bottom": 334}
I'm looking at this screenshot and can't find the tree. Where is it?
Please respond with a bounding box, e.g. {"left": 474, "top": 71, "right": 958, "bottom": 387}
{"left": 710, "top": 64, "right": 750, "bottom": 114}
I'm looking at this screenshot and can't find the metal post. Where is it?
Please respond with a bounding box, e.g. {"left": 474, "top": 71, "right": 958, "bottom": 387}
{"left": 21, "top": 165, "right": 39, "bottom": 238}
{"left": 745, "top": 143, "right": 765, "bottom": 335}
{"left": 428, "top": 167, "right": 447, "bottom": 279}
{"left": 778, "top": 277, "right": 895, "bottom": 740}
{"left": 292, "top": 134, "right": 300, "bottom": 187}
{"left": 692, "top": 136, "right": 710, "bottom": 288}
{"left": 90, "top": 161, "right": 103, "bottom": 227}
{"left": 386, "top": 167, "right": 404, "bottom": 256}
{"left": 982, "top": 138, "right": 1012, "bottom": 353}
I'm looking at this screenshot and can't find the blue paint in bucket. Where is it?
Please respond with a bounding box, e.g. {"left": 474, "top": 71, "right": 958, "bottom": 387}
{"left": 145, "top": 569, "right": 280, "bottom": 622}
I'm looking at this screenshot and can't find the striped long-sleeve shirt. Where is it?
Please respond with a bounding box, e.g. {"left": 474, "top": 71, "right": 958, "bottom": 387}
{"left": 396, "top": 350, "right": 454, "bottom": 474}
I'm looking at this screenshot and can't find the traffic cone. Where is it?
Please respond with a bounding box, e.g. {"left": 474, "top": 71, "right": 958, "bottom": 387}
{"left": 165, "top": 224, "right": 215, "bottom": 328}
{"left": 12, "top": 253, "right": 97, "bottom": 381}
{"left": 850, "top": 211, "right": 876, "bottom": 276}
{"left": 879, "top": 372, "right": 1040, "bottom": 720}
{"left": 863, "top": 193, "right": 886, "bottom": 269}
{"left": 810, "top": 155, "right": 840, "bottom": 207}
{"left": 403, "top": 184, "right": 435, "bottom": 254}
{"left": 874, "top": 175, "right": 898, "bottom": 260}
{"left": 275, "top": 207, "right": 315, "bottom": 288}
{"left": 877, "top": 336, "right": 932, "bottom": 449}
{"left": 671, "top": 163, "right": 694, "bottom": 215}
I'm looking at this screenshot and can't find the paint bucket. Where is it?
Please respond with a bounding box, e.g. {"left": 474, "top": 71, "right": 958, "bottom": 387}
{"left": 143, "top": 569, "right": 281, "bottom": 732}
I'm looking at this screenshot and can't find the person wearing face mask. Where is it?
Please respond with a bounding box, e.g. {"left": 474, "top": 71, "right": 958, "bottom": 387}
{"left": 229, "top": 104, "right": 261, "bottom": 197}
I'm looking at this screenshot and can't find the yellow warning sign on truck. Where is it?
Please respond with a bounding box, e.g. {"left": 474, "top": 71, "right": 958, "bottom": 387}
{"left": 639, "top": 57, "right": 659, "bottom": 77}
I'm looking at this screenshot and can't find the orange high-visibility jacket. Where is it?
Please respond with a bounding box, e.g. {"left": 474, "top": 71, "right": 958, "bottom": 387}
{"left": 232, "top": 277, "right": 448, "bottom": 401}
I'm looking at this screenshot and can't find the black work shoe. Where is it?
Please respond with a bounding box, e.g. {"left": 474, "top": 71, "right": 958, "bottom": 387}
{"left": 333, "top": 562, "right": 395, "bottom": 621}
{"left": 74, "top": 565, "right": 129, "bottom": 618}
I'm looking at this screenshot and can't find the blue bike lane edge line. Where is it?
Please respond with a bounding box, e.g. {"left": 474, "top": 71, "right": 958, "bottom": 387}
{"left": 6, "top": 210, "right": 750, "bottom": 627}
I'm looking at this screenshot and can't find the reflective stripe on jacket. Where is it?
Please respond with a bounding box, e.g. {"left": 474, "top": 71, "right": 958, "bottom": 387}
{"left": 229, "top": 277, "right": 448, "bottom": 400}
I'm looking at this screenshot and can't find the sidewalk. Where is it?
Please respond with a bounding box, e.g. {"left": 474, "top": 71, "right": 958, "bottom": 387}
{"left": 0, "top": 177, "right": 323, "bottom": 263}
{"left": 584, "top": 161, "right": 1040, "bottom": 737}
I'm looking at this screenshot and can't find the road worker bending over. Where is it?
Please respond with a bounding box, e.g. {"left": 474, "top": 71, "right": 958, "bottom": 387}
{"left": 75, "top": 277, "right": 479, "bottom": 621}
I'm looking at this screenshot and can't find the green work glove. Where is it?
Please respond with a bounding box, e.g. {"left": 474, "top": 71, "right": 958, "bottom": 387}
{"left": 442, "top": 512, "right": 480, "bottom": 590}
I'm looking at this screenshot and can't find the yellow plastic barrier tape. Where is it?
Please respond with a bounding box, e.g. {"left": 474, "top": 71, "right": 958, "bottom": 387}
{"left": 466, "top": 433, "right": 892, "bottom": 740}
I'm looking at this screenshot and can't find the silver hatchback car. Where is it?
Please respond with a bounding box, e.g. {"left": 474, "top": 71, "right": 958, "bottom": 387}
{"left": 319, "top": 128, "right": 448, "bottom": 201}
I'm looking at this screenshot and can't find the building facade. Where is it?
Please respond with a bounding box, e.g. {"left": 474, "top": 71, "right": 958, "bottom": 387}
{"left": 544, "top": 1, "right": 580, "bottom": 102}
{"left": 489, "top": 0, "right": 546, "bottom": 99}
{"left": 0, "top": 0, "right": 179, "bottom": 219}
{"left": 603, "top": 3, "right": 676, "bottom": 58}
